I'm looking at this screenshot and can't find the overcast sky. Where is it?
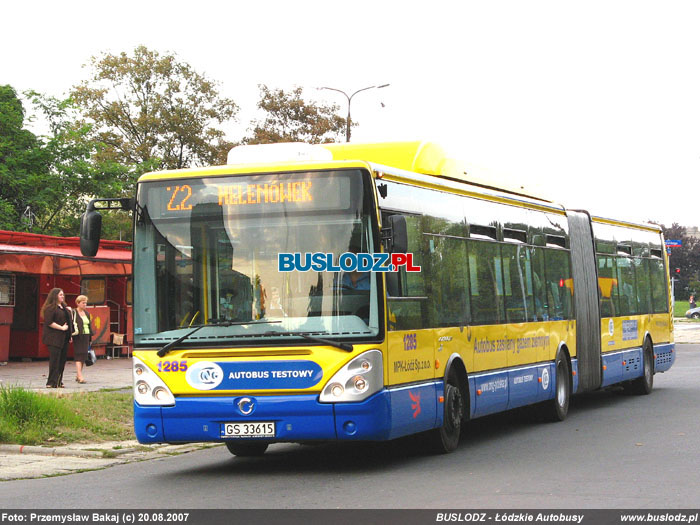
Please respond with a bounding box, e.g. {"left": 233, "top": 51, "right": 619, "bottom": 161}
{"left": 4, "top": 0, "right": 699, "bottom": 228}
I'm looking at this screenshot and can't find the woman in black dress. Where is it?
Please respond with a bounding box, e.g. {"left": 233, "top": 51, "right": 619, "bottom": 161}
{"left": 72, "top": 295, "right": 92, "bottom": 383}
{"left": 41, "top": 288, "right": 72, "bottom": 388}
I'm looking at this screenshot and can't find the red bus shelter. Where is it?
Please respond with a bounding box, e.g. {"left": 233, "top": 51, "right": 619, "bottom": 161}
{"left": 0, "top": 231, "right": 132, "bottom": 361}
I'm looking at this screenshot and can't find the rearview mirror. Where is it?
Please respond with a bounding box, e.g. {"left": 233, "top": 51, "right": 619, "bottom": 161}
{"left": 387, "top": 215, "right": 407, "bottom": 254}
{"left": 80, "top": 209, "right": 102, "bottom": 257}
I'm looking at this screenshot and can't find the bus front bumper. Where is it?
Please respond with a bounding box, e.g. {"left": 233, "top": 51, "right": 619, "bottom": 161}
{"left": 134, "top": 391, "right": 394, "bottom": 444}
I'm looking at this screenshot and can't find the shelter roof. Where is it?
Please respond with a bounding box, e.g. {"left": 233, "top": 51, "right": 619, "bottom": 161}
{"left": 0, "top": 231, "right": 131, "bottom": 275}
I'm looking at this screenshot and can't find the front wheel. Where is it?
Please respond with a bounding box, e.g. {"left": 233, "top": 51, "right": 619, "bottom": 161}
{"left": 691, "top": 312, "right": 700, "bottom": 319}
{"left": 542, "top": 352, "right": 570, "bottom": 422}
{"left": 225, "top": 441, "right": 269, "bottom": 457}
{"left": 428, "top": 375, "right": 464, "bottom": 454}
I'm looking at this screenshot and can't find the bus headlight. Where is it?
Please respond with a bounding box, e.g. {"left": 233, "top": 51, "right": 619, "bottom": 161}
{"left": 319, "top": 350, "right": 383, "bottom": 403}
{"left": 133, "top": 356, "right": 175, "bottom": 406}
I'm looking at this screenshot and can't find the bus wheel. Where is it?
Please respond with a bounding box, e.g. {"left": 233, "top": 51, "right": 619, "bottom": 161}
{"left": 225, "top": 441, "right": 269, "bottom": 457}
{"left": 429, "top": 374, "right": 464, "bottom": 454}
{"left": 627, "top": 340, "right": 654, "bottom": 395}
{"left": 543, "top": 352, "right": 570, "bottom": 422}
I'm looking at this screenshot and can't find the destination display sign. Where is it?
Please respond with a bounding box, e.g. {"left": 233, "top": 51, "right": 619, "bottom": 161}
{"left": 143, "top": 171, "right": 357, "bottom": 219}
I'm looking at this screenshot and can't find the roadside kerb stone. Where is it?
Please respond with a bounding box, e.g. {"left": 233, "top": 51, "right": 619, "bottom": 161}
{"left": 0, "top": 442, "right": 220, "bottom": 481}
{"left": 0, "top": 445, "right": 137, "bottom": 458}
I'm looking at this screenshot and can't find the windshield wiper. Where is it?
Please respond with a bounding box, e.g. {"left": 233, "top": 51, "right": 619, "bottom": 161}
{"left": 262, "top": 330, "right": 353, "bottom": 352}
{"left": 156, "top": 319, "right": 281, "bottom": 357}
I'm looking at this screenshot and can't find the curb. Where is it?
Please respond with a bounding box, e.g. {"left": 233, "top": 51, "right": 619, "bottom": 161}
{"left": 0, "top": 444, "right": 137, "bottom": 458}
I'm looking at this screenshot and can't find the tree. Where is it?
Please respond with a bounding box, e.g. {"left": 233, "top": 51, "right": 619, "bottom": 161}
{"left": 25, "top": 92, "right": 129, "bottom": 236}
{"left": 244, "top": 85, "right": 348, "bottom": 145}
{"left": 0, "top": 85, "right": 49, "bottom": 231}
{"left": 661, "top": 223, "right": 700, "bottom": 299}
{"left": 71, "top": 45, "right": 238, "bottom": 194}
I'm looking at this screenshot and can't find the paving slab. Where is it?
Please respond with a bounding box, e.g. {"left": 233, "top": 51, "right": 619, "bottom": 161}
{"left": 0, "top": 355, "right": 132, "bottom": 392}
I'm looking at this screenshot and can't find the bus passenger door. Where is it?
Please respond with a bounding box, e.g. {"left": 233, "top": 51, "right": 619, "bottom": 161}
{"left": 384, "top": 244, "right": 438, "bottom": 439}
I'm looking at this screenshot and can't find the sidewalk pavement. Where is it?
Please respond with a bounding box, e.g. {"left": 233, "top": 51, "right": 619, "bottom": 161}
{"left": 0, "top": 355, "right": 132, "bottom": 393}
{"left": 673, "top": 318, "right": 700, "bottom": 344}
{"left": 0, "top": 321, "right": 697, "bottom": 481}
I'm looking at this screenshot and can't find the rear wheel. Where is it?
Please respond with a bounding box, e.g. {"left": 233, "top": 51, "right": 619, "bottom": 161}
{"left": 627, "top": 340, "right": 654, "bottom": 395}
{"left": 542, "top": 351, "right": 570, "bottom": 422}
{"left": 225, "top": 441, "right": 269, "bottom": 457}
{"left": 428, "top": 373, "right": 464, "bottom": 454}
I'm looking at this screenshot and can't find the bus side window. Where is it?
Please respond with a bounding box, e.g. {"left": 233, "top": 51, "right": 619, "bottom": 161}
{"left": 501, "top": 244, "right": 534, "bottom": 323}
{"left": 597, "top": 255, "right": 618, "bottom": 318}
{"left": 530, "top": 247, "right": 547, "bottom": 321}
{"left": 545, "top": 248, "right": 574, "bottom": 320}
{"left": 616, "top": 256, "right": 638, "bottom": 316}
{"left": 633, "top": 257, "right": 652, "bottom": 313}
{"left": 467, "top": 239, "right": 505, "bottom": 325}
{"left": 649, "top": 258, "right": 668, "bottom": 313}
{"left": 425, "top": 234, "right": 470, "bottom": 327}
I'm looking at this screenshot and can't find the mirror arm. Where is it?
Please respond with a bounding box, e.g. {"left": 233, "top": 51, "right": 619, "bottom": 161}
{"left": 87, "top": 198, "right": 134, "bottom": 212}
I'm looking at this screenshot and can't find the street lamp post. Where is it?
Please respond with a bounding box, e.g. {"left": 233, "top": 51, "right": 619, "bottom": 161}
{"left": 318, "top": 84, "right": 390, "bottom": 142}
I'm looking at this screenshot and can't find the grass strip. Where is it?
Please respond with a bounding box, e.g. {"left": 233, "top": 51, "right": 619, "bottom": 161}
{"left": 0, "top": 386, "right": 134, "bottom": 446}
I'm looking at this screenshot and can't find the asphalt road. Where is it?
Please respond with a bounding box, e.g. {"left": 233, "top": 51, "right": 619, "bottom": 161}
{"left": 1, "top": 345, "right": 698, "bottom": 510}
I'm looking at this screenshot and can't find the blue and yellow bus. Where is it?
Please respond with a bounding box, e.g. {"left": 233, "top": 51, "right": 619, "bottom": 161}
{"left": 81, "top": 141, "right": 675, "bottom": 456}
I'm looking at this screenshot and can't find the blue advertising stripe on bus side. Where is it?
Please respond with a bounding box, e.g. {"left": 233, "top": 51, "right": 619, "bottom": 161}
{"left": 510, "top": 366, "right": 538, "bottom": 409}
{"left": 469, "top": 362, "right": 557, "bottom": 418}
{"left": 470, "top": 370, "right": 507, "bottom": 417}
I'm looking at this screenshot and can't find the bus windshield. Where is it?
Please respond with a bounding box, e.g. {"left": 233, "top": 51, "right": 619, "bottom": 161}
{"left": 132, "top": 169, "right": 381, "bottom": 348}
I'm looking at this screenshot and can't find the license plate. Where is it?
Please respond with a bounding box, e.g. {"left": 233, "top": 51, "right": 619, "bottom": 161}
{"left": 221, "top": 421, "right": 275, "bottom": 438}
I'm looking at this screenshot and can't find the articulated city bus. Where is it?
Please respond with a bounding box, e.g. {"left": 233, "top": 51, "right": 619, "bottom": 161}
{"left": 81, "top": 141, "right": 675, "bottom": 456}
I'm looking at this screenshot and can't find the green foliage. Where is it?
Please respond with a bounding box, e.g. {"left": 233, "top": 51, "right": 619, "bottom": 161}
{"left": 24, "top": 92, "right": 124, "bottom": 235}
{"left": 71, "top": 45, "right": 238, "bottom": 197}
{"left": 0, "top": 387, "right": 133, "bottom": 445}
{"left": 0, "top": 86, "right": 128, "bottom": 236}
{"left": 0, "top": 85, "right": 48, "bottom": 231}
{"left": 244, "top": 85, "right": 347, "bottom": 144}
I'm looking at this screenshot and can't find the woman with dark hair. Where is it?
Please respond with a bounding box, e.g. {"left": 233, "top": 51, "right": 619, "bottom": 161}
{"left": 41, "top": 288, "right": 72, "bottom": 388}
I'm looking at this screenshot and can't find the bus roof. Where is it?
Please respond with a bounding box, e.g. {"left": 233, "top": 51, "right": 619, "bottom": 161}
{"left": 321, "top": 141, "right": 551, "bottom": 202}
{"left": 138, "top": 141, "right": 660, "bottom": 233}
{"left": 141, "top": 141, "right": 546, "bottom": 201}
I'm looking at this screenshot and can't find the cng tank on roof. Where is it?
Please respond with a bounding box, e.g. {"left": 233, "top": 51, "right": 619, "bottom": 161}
{"left": 227, "top": 143, "right": 333, "bottom": 165}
